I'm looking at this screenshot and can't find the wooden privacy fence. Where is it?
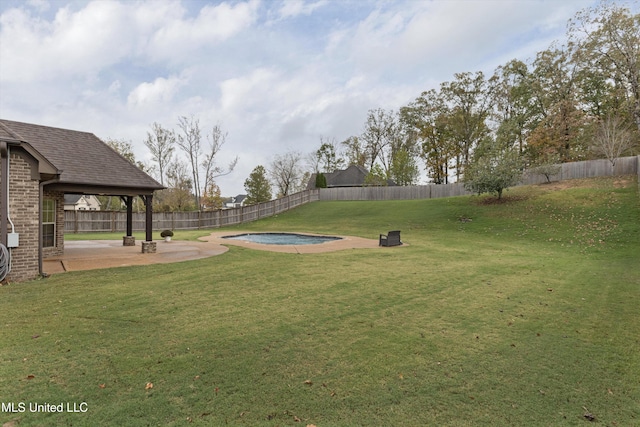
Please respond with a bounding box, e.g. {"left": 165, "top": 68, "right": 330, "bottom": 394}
{"left": 521, "top": 156, "right": 639, "bottom": 185}
{"left": 318, "top": 182, "right": 472, "bottom": 201}
{"left": 64, "top": 156, "right": 639, "bottom": 232}
{"left": 65, "top": 190, "right": 320, "bottom": 233}
{"left": 319, "top": 156, "right": 639, "bottom": 201}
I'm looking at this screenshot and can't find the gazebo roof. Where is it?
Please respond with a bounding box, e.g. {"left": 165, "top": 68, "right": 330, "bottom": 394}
{"left": 0, "top": 119, "right": 163, "bottom": 195}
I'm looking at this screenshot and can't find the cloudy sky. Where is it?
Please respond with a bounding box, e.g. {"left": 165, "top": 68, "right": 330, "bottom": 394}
{"left": 0, "top": 0, "right": 603, "bottom": 195}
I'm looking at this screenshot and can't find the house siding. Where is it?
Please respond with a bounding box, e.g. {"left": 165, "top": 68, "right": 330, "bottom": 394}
{"left": 4, "top": 151, "right": 40, "bottom": 282}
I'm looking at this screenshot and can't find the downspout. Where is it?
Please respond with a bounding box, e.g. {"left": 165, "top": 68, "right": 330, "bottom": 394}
{"left": 1, "top": 140, "right": 7, "bottom": 248}
{"left": 39, "top": 178, "right": 60, "bottom": 277}
{"left": 0, "top": 141, "right": 8, "bottom": 281}
{"left": 5, "top": 146, "right": 17, "bottom": 275}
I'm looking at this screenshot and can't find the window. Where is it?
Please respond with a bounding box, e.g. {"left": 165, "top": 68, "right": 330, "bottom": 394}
{"left": 42, "top": 199, "right": 56, "bottom": 248}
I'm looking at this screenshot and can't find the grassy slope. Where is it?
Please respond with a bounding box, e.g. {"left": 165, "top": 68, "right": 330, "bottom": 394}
{"left": 1, "top": 176, "right": 639, "bottom": 426}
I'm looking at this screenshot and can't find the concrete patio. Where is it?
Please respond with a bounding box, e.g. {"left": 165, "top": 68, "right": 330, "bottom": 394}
{"left": 42, "top": 231, "right": 392, "bottom": 275}
{"left": 43, "top": 239, "right": 229, "bottom": 274}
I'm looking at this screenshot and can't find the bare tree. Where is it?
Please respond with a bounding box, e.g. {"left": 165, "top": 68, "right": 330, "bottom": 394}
{"left": 201, "top": 124, "right": 238, "bottom": 208}
{"left": 144, "top": 122, "right": 175, "bottom": 186}
{"left": 176, "top": 115, "right": 202, "bottom": 209}
{"left": 591, "top": 115, "right": 635, "bottom": 166}
{"left": 269, "top": 151, "right": 305, "bottom": 197}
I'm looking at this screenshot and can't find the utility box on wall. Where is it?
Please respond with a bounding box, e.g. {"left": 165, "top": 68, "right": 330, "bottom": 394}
{"left": 7, "top": 232, "right": 19, "bottom": 248}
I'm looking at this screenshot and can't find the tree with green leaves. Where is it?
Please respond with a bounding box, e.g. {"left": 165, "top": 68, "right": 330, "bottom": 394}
{"left": 341, "top": 135, "right": 366, "bottom": 167}
{"left": 528, "top": 153, "right": 562, "bottom": 183}
{"left": 527, "top": 47, "right": 589, "bottom": 162}
{"left": 390, "top": 149, "right": 419, "bottom": 186}
{"left": 315, "top": 172, "right": 327, "bottom": 188}
{"left": 244, "top": 165, "right": 272, "bottom": 205}
{"left": 401, "top": 89, "right": 453, "bottom": 184}
{"left": 364, "top": 164, "right": 388, "bottom": 187}
{"left": 314, "top": 137, "right": 345, "bottom": 173}
{"left": 440, "top": 71, "right": 495, "bottom": 179}
{"left": 492, "top": 59, "right": 540, "bottom": 156}
{"left": 569, "top": 2, "right": 640, "bottom": 132}
{"left": 361, "top": 108, "right": 399, "bottom": 175}
{"left": 464, "top": 138, "right": 522, "bottom": 199}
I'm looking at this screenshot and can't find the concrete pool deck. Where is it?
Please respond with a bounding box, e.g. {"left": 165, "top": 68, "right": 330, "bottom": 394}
{"left": 200, "top": 231, "right": 386, "bottom": 254}
{"left": 43, "top": 231, "right": 398, "bottom": 274}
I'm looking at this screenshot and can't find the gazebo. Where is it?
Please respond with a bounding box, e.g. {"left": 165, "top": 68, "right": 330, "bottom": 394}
{"left": 0, "top": 119, "right": 164, "bottom": 282}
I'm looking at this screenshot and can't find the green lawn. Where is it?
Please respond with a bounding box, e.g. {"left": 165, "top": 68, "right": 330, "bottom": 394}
{"left": 2, "top": 176, "right": 639, "bottom": 426}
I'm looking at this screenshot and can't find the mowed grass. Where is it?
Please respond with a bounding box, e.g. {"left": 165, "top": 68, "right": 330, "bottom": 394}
{"left": 1, "top": 176, "right": 639, "bottom": 426}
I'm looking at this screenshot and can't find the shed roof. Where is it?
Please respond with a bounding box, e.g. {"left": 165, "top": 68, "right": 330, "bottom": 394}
{"left": 0, "top": 119, "right": 163, "bottom": 195}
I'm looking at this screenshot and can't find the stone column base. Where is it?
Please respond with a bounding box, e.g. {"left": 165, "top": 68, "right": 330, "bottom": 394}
{"left": 123, "top": 236, "right": 136, "bottom": 246}
{"left": 141, "top": 241, "right": 157, "bottom": 254}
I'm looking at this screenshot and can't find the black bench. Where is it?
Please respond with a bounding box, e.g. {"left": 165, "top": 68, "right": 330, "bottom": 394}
{"left": 379, "top": 230, "right": 401, "bottom": 247}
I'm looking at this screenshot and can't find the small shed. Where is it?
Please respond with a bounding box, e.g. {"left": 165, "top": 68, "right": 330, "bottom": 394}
{"left": 0, "top": 119, "right": 164, "bottom": 282}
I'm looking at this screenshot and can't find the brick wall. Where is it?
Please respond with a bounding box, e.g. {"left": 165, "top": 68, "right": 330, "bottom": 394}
{"left": 4, "top": 151, "right": 40, "bottom": 282}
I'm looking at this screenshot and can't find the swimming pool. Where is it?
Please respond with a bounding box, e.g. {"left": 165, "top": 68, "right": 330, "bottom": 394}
{"left": 222, "top": 233, "right": 342, "bottom": 245}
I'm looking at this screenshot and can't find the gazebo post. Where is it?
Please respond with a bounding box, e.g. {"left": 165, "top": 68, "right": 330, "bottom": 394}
{"left": 122, "top": 196, "right": 135, "bottom": 246}
{"left": 141, "top": 195, "right": 156, "bottom": 253}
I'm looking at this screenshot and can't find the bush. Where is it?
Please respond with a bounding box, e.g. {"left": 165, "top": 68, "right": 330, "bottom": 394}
{"left": 464, "top": 142, "right": 522, "bottom": 199}
{"left": 160, "top": 230, "right": 174, "bottom": 238}
{"left": 315, "top": 172, "right": 327, "bottom": 188}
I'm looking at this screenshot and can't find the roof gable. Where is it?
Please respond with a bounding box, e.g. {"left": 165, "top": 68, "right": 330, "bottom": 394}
{"left": 327, "top": 165, "right": 368, "bottom": 187}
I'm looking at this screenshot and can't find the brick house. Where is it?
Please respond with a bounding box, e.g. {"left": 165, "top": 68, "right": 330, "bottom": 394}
{"left": 0, "top": 119, "right": 164, "bottom": 282}
{"left": 64, "top": 194, "right": 101, "bottom": 211}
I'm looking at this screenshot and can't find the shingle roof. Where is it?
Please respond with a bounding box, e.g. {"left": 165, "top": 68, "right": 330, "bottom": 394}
{"left": 307, "top": 164, "right": 397, "bottom": 189}
{"left": 64, "top": 194, "right": 83, "bottom": 205}
{"left": 0, "top": 119, "right": 163, "bottom": 192}
{"left": 329, "top": 165, "right": 368, "bottom": 187}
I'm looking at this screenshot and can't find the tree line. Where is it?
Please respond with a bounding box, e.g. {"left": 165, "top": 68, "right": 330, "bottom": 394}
{"left": 247, "top": 2, "right": 639, "bottom": 202}
{"left": 107, "top": 2, "right": 639, "bottom": 209}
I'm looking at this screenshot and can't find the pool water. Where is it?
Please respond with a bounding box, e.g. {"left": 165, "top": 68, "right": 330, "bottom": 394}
{"left": 222, "top": 233, "right": 342, "bottom": 245}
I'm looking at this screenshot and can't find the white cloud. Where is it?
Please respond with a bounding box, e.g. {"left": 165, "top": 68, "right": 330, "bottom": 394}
{"left": 127, "top": 75, "right": 188, "bottom": 108}
{"left": 343, "top": 0, "right": 596, "bottom": 82}
{"left": 145, "top": 0, "right": 260, "bottom": 63}
{"left": 26, "top": 0, "right": 50, "bottom": 13}
{"left": 0, "top": 1, "right": 136, "bottom": 82}
{"left": 278, "top": 0, "right": 327, "bottom": 19}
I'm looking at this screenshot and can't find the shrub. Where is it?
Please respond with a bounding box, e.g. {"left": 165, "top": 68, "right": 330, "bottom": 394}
{"left": 160, "top": 230, "right": 174, "bottom": 238}
{"left": 464, "top": 141, "right": 522, "bottom": 199}
{"left": 315, "top": 172, "right": 327, "bottom": 188}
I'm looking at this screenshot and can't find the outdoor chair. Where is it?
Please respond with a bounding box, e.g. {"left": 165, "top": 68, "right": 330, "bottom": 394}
{"left": 379, "top": 230, "right": 402, "bottom": 247}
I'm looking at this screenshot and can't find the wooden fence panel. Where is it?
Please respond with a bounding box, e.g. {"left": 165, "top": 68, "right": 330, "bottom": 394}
{"left": 64, "top": 189, "right": 319, "bottom": 233}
